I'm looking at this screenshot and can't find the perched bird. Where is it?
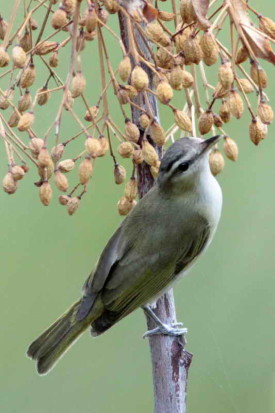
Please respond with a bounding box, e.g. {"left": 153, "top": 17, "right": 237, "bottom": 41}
{"left": 28, "top": 136, "right": 223, "bottom": 374}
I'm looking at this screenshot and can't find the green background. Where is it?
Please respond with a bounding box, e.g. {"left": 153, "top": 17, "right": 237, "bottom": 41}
{"left": 1, "top": 1, "right": 275, "bottom": 412}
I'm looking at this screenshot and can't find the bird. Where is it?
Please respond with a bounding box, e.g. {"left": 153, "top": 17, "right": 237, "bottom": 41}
{"left": 27, "top": 135, "right": 223, "bottom": 375}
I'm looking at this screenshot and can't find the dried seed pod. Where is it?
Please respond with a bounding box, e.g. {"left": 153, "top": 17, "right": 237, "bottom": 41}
{"left": 35, "top": 41, "right": 58, "bottom": 56}
{"left": 71, "top": 71, "right": 86, "bottom": 98}
{"left": 173, "top": 109, "right": 192, "bottom": 132}
{"left": 174, "top": 26, "right": 192, "bottom": 53}
{"left": 38, "top": 147, "right": 52, "bottom": 168}
{"left": 12, "top": 45, "right": 27, "bottom": 68}
{"left": 131, "top": 66, "right": 149, "bottom": 92}
{"left": 182, "top": 35, "right": 202, "bottom": 65}
{"left": 158, "top": 11, "right": 175, "bottom": 21}
{"left": 200, "top": 31, "right": 219, "bottom": 66}
{"left": 132, "top": 149, "right": 144, "bottom": 164}
{"left": 249, "top": 117, "right": 267, "bottom": 145}
{"left": 209, "top": 149, "right": 225, "bottom": 176}
{"left": 156, "top": 80, "right": 173, "bottom": 104}
{"left": 38, "top": 160, "right": 54, "bottom": 180}
{"left": 168, "top": 65, "right": 185, "bottom": 90}
{"left": 142, "top": 140, "right": 159, "bottom": 166}
{"left": 58, "top": 159, "right": 75, "bottom": 172}
{"left": 78, "top": 157, "right": 93, "bottom": 184}
{"left": 49, "top": 51, "right": 59, "bottom": 67}
{"left": 117, "top": 196, "right": 136, "bottom": 216}
{"left": 102, "top": 0, "right": 119, "bottom": 14}
{"left": 180, "top": 0, "right": 196, "bottom": 23}
{"left": 159, "top": 34, "right": 171, "bottom": 49}
{"left": 114, "top": 164, "right": 126, "bottom": 184}
{"left": 214, "top": 82, "right": 230, "bottom": 99}
{"left": 98, "top": 8, "right": 108, "bottom": 25}
{"left": 118, "top": 142, "right": 134, "bottom": 158}
{"left": 156, "top": 46, "right": 173, "bottom": 69}
{"left": 18, "top": 91, "right": 32, "bottom": 112}
{"left": 250, "top": 62, "right": 267, "bottom": 88}
{"left": 235, "top": 46, "right": 248, "bottom": 64}
{"left": 218, "top": 62, "right": 234, "bottom": 89}
{"left": 84, "top": 106, "right": 99, "bottom": 121}
{"left": 228, "top": 90, "right": 244, "bottom": 119}
{"left": 125, "top": 119, "right": 140, "bottom": 143}
{"left": 224, "top": 137, "right": 238, "bottom": 161}
{"left": 85, "top": 5, "right": 97, "bottom": 32}
{"left": 37, "top": 87, "right": 51, "bottom": 106}
{"left": 20, "top": 63, "right": 36, "bottom": 88}
{"left": 213, "top": 113, "right": 223, "bottom": 128}
{"left": 0, "top": 91, "right": 11, "bottom": 110}
{"left": 259, "top": 16, "right": 275, "bottom": 39}
{"left": 117, "top": 87, "right": 129, "bottom": 105}
{"left": 67, "top": 197, "right": 80, "bottom": 216}
{"left": 257, "top": 101, "right": 274, "bottom": 125}
{"left": 124, "top": 177, "right": 137, "bottom": 201}
{"left": 21, "top": 164, "right": 29, "bottom": 173}
{"left": 198, "top": 111, "right": 214, "bottom": 135}
{"left": 145, "top": 21, "right": 163, "bottom": 43}
{"left": 219, "top": 100, "right": 231, "bottom": 123}
{"left": 150, "top": 121, "right": 166, "bottom": 146}
{"left": 11, "top": 165, "right": 25, "bottom": 181}
{"left": 85, "top": 137, "right": 101, "bottom": 158}
{"left": 97, "top": 136, "right": 109, "bottom": 157}
{"left": 19, "top": 31, "right": 32, "bottom": 52}
{"left": 139, "top": 113, "right": 150, "bottom": 129}
{"left": 8, "top": 111, "right": 20, "bottom": 128}
{"left": 118, "top": 56, "right": 131, "bottom": 82}
{"left": 51, "top": 144, "right": 65, "bottom": 162}
{"left": 54, "top": 170, "right": 69, "bottom": 192}
{"left": 3, "top": 173, "right": 17, "bottom": 194}
{"left": 59, "top": 195, "right": 70, "bottom": 205}
{"left": 39, "top": 181, "right": 52, "bottom": 206}
{"left": 0, "top": 17, "right": 8, "bottom": 40}
{"left": 29, "top": 138, "right": 44, "bottom": 157}
{"left": 237, "top": 78, "right": 254, "bottom": 94}
{"left": 62, "top": 0, "right": 76, "bottom": 14}
{"left": 0, "top": 47, "right": 9, "bottom": 67}
{"left": 150, "top": 162, "right": 160, "bottom": 178}
{"left": 18, "top": 112, "right": 34, "bottom": 131}
{"left": 30, "top": 18, "right": 38, "bottom": 30}
{"left": 124, "top": 85, "right": 138, "bottom": 100}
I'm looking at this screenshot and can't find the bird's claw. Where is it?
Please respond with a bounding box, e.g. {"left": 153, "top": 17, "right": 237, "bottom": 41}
{"left": 143, "top": 323, "right": 188, "bottom": 338}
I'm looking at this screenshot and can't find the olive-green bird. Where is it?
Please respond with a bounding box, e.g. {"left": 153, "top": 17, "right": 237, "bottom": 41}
{"left": 27, "top": 136, "right": 223, "bottom": 374}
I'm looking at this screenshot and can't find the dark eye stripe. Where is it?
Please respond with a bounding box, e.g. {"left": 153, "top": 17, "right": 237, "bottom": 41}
{"left": 163, "top": 153, "right": 183, "bottom": 172}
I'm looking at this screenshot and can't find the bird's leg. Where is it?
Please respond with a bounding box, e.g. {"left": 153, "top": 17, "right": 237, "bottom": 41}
{"left": 142, "top": 305, "right": 188, "bottom": 338}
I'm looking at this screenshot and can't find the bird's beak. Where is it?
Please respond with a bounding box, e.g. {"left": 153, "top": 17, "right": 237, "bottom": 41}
{"left": 200, "top": 135, "right": 223, "bottom": 155}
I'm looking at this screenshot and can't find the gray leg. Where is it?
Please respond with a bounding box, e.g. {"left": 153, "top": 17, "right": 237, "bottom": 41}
{"left": 142, "top": 305, "right": 188, "bottom": 338}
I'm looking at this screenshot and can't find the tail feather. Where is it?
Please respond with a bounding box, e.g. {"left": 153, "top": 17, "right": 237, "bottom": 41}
{"left": 27, "top": 298, "right": 102, "bottom": 375}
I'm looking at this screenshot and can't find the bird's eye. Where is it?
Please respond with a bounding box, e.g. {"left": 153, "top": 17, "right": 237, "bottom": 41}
{"left": 178, "top": 162, "right": 189, "bottom": 172}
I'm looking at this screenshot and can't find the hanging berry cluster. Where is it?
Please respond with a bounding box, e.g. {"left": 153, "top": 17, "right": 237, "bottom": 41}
{"left": 0, "top": 0, "right": 274, "bottom": 215}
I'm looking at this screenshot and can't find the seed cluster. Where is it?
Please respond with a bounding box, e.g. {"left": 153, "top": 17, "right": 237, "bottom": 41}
{"left": 0, "top": 0, "right": 274, "bottom": 215}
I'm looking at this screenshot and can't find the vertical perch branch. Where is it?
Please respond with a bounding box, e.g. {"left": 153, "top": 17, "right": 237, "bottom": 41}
{"left": 118, "top": 10, "right": 193, "bottom": 413}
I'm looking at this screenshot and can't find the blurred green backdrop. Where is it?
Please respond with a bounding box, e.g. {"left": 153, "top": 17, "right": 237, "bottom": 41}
{"left": 1, "top": 1, "right": 275, "bottom": 412}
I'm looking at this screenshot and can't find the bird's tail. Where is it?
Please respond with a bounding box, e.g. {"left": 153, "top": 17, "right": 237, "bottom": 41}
{"left": 27, "top": 298, "right": 102, "bottom": 375}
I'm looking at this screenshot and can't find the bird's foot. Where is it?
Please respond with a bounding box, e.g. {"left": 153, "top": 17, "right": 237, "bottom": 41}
{"left": 143, "top": 323, "right": 188, "bottom": 338}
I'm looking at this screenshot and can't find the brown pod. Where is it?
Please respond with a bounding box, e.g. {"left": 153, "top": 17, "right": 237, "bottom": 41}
{"left": 180, "top": 0, "right": 196, "bottom": 23}
{"left": 183, "top": 35, "right": 202, "bottom": 65}
{"left": 3, "top": 173, "right": 17, "bottom": 194}
{"left": 209, "top": 149, "right": 225, "bottom": 176}
{"left": 224, "top": 137, "right": 238, "bottom": 161}
{"left": 213, "top": 113, "right": 223, "bottom": 127}
{"left": 145, "top": 21, "right": 163, "bottom": 43}
{"left": 0, "top": 91, "right": 11, "bottom": 110}
{"left": 37, "top": 87, "right": 51, "bottom": 106}
{"left": 118, "top": 142, "right": 134, "bottom": 158}
{"left": 114, "top": 164, "right": 126, "bottom": 184}
{"left": 156, "top": 80, "right": 173, "bottom": 104}
{"left": 29, "top": 138, "right": 44, "bottom": 156}
{"left": 52, "top": 7, "right": 68, "bottom": 29}
{"left": 150, "top": 162, "right": 160, "bottom": 178}
{"left": 158, "top": 11, "right": 175, "bottom": 22}
{"left": 19, "top": 31, "right": 32, "bottom": 52}
{"left": 257, "top": 101, "right": 274, "bottom": 125}
{"left": 259, "top": 16, "right": 275, "bottom": 39}
{"left": 0, "top": 47, "right": 9, "bottom": 67}
{"left": 0, "top": 17, "right": 8, "bottom": 40}
{"left": 150, "top": 121, "right": 166, "bottom": 146}
{"left": 237, "top": 78, "right": 254, "bottom": 94}
{"left": 54, "top": 170, "right": 69, "bottom": 192}
{"left": 117, "top": 196, "right": 136, "bottom": 216}
{"left": 8, "top": 111, "right": 20, "bottom": 128}
{"left": 250, "top": 62, "right": 267, "bottom": 88}
{"left": 84, "top": 106, "right": 99, "bottom": 121}
{"left": 58, "top": 159, "right": 75, "bottom": 172}
{"left": 102, "top": 0, "right": 119, "bottom": 14}
{"left": 20, "top": 64, "right": 36, "bottom": 88}
{"left": 39, "top": 181, "right": 52, "bottom": 206}
{"left": 125, "top": 119, "right": 140, "bottom": 143}
{"left": 200, "top": 31, "right": 219, "bottom": 66}
{"left": 219, "top": 100, "right": 231, "bottom": 123}
{"left": 62, "top": 0, "right": 76, "bottom": 14}
{"left": 11, "top": 165, "right": 25, "bottom": 181}
{"left": 139, "top": 113, "right": 150, "bottom": 129}
{"left": 156, "top": 46, "right": 173, "bottom": 69}
{"left": 132, "top": 149, "right": 144, "bottom": 165}
{"left": 34, "top": 41, "right": 58, "bottom": 56}
{"left": 51, "top": 144, "right": 65, "bottom": 162}
{"left": 18, "top": 112, "right": 34, "bottom": 131}
{"left": 18, "top": 91, "right": 32, "bottom": 112}
{"left": 169, "top": 65, "right": 184, "bottom": 90}
{"left": 173, "top": 109, "right": 192, "bottom": 132}
{"left": 117, "top": 87, "right": 129, "bottom": 105}
{"left": 38, "top": 147, "right": 52, "bottom": 168}
{"left": 131, "top": 66, "right": 149, "bottom": 92}
{"left": 98, "top": 8, "right": 109, "bottom": 25}
{"left": 97, "top": 136, "right": 109, "bottom": 157}
{"left": 49, "top": 51, "right": 59, "bottom": 67}
{"left": 38, "top": 160, "right": 54, "bottom": 180}
{"left": 249, "top": 117, "right": 267, "bottom": 146}
{"left": 228, "top": 90, "right": 244, "bottom": 119}
{"left": 218, "top": 62, "right": 234, "bottom": 89}
{"left": 214, "top": 82, "right": 230, "bottom": 99}
{"left": 235, "top": 46, "right": 248, "bottom": 64}
{"left": 118, "top": 56, "right": 131, "bottom": 82}
{"left": 85, "top": 5, "right": 97, "bottom": 32}
{"left": 67, "top": 197, "right": 80, "bottom": 216}
{"left": 142, "top": 140, "right": 159, "bottom": 166}
{"left": 71, "top": 72, "right": 86, "bottom": 98}
{"left": 59, "top": 195, "right": 70, "bottom": 205}
{"left": 124, "top": 177, "right": 138, "bottom": 201}
{"left": 198, "top": 111, "right": 214, "bottom": 135}
{"left": 12, "top": 45, "right": 27, "bottom": 68}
